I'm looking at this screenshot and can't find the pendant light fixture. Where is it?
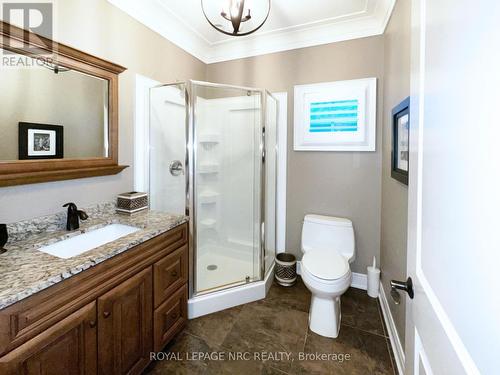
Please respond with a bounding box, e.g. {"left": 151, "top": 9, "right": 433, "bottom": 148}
{"left": 201, "top": 0, "right": 271, "bottom": 37}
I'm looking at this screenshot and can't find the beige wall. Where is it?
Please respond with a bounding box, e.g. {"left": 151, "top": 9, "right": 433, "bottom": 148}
{"left": 0, "top": 0, "right": 205, "bottom": 223}
{"left": 380, "top": 0, "right": 411, "bottom": 344}
{"left": 0, "top": 65, "right": 106, "bottom": 160}
{"left": 207, "top": 36, "right": 385, "bottom": 274}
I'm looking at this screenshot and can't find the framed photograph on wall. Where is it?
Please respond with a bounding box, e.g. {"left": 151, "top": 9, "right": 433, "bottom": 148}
{"left": 18, "top": 122, "right": 64, "bottom": 160}
{"left": 391, "top": 97, "right": 410, "bottom": 185}
{"left": 294, "top": 78, "right": 377, "bottom": 151}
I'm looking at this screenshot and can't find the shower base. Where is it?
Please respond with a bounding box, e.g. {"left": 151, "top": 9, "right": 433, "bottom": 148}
{"left": 196, "top": 245, "right": 256, "bottom": 293}
{"left": 188, "top": 263, "right": 274, "bottom": 319}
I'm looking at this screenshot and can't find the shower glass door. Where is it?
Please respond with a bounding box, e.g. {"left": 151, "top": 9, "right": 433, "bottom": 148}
{"left": 149, "top": 83, "right": 187, "bottom": 215}
{"left": 192, "top": 82, "right": 263, "bottom": 295}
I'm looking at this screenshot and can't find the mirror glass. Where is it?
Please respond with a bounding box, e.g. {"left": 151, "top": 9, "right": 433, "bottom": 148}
{"left": 0, "top": 52, "right": 109, "bottom": 161}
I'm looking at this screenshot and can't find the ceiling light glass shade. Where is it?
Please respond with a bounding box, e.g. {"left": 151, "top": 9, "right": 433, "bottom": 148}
{"left": 201, "top": 0, "right": 271, "bottom": 36}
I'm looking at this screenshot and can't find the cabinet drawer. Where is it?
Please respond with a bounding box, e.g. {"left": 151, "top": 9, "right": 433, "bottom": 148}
{"left": 153, "top": 285, "right": 187, "bottom": 352}
{"left": 153, "top": 245, "right": 188, "bottom": 308}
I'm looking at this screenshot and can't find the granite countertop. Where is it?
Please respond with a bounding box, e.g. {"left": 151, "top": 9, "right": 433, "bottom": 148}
{"left": 0, "top": 203, "right": 188, "bottom": 310}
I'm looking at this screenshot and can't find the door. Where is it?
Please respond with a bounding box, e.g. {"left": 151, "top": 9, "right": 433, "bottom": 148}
{"left": 149, "top": 83, "right": 187, "bottom": 215}
{"left": 191, "top": 83, "right": 263, "bottom": 294}
{"left": 98, "top": 267, "right": 153, "bottom": 375}
{"left": 0, "top": 302, "right": 97, "bottom": 375}
{"left": 404, "top": 1, "right": 499, "bottom": 374}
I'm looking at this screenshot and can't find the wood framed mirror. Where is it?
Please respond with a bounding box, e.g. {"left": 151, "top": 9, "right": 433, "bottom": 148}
{"left": 0, "top": 21, "right": 127, "bottom": 187}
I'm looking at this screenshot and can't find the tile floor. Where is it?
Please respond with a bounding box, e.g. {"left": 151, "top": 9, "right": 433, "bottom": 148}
{"left": 146, "top": 278, "right": 396, "bottom": 375}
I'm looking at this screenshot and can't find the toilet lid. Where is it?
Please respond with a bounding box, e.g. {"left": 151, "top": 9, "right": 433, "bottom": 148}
{"left": 302, "top": 249, "right": 349, "bottom": 280}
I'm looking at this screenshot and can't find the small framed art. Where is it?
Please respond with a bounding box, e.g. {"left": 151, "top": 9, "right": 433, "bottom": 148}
{"left": 391, "top": 97, "right": 410, "bottom": 185}
{"left": 294, "top": 78, "right": 377, "bottom": 151}
{"left": 18, "top": 122, "right": 64, "bottom": 160}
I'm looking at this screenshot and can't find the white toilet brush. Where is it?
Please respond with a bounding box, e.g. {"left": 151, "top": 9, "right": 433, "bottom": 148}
{"left": 367, "top": 256, "right": 381, "bottom": 298}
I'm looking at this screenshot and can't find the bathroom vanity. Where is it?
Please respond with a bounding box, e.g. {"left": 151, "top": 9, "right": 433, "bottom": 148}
{"left": 0, "top": 206, "right": 188, "bottom": 374}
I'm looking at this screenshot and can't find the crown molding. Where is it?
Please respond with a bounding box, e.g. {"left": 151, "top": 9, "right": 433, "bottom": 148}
{"left": 107, "top": 0, "right": 211, "bottom": 62}
{"left": 108, "top": 0, "right": 395, "bottom": 64}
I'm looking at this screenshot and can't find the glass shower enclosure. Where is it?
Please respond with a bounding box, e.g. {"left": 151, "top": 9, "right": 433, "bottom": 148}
{"left": 149, "top": 80, "right": 278, "bottom": 298}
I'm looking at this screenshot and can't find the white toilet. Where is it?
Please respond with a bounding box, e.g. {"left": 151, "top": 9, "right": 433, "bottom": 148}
{"left": 300, "top": 214, "right": 355, "bottom": 338}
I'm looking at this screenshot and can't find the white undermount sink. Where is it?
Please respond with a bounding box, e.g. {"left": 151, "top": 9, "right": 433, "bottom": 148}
{"left": 37, "top": 224, "right": 140, "bottom": 259}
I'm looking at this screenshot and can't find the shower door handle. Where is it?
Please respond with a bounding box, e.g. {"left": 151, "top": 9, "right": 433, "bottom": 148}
{"left": 169, "top": 160, "right": 184, "bottom": 176}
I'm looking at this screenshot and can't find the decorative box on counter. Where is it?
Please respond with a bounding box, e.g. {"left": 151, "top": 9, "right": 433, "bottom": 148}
{"left": 116, "top": 192, "right": 149, "bottom": 215}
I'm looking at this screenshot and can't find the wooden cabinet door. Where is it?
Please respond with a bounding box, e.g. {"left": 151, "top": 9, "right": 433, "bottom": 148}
{"left": 97, "top": 267, "right": 153, "bottom": 375}
{"left": 0, "top": 302, "right": 97, "bottom": 375}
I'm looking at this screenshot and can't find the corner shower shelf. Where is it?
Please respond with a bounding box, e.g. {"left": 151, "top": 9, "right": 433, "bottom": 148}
{"left": 198, "top": 134, "right": 220, "bottom": 144}
{"left": 198, "top": 163, "right": 219, "bottom": 174}
{"left": 199, "top": 191, "right": 219, "bottom": 204}
{"left": 199, "top": 218, "right": 217, "bottom": 229}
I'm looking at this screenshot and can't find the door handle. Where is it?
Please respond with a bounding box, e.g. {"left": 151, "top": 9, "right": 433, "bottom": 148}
{"left": 390, "top": 277, "right": 414, "bottom": 299}
{"left": 169, "top": 160, "right": 184, "bottom": 176}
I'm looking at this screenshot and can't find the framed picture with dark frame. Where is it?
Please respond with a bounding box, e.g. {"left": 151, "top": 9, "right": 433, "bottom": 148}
{"left": 18, "top": 122, "right": 64, "bottom": 160}
{"left": 391, "top": 97, "right": 410, "bottom": 185}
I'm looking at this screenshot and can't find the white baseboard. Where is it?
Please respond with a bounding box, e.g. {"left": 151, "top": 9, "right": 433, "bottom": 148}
{"left": 296, "top": 261, "right": 368, "bottom": 290}
{"left": 351, "top": 272, "right": 368, "bottom": 290}
{"left": 296, "top": 260, "right": 302, "bottom": 275}
{"left": 378, "top": 284, "right": 405, "bottom": 375}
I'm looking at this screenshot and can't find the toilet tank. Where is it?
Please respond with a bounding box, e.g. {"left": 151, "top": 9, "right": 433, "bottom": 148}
{"left": 301, "top": 215, "right": 355, "bottom": 262}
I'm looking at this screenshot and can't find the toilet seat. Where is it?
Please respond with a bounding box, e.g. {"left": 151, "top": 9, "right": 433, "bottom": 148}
{"left": 302, "top": 249, "right": 349, "bottom": 281}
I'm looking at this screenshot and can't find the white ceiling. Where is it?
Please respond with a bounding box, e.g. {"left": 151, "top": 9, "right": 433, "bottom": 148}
{"left": 108, "top": 0, "right": 395, "bottom": 63}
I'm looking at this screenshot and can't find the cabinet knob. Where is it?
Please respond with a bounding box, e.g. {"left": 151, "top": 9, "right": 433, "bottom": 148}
{"left": 89, "top": 320, "right": 96, "bottom": 328}
{"left": 103, "top": 311, "right": 111, "bottom": 318}
{"left": 171, "top": 270, "right": 178, "bottom": 277}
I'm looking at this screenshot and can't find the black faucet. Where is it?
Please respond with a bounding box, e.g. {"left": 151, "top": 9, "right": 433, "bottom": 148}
{"left": 63, "top": 203, "right": 88, "bottom": 231}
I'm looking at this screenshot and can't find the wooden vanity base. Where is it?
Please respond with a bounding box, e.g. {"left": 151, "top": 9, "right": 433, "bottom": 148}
{"left": 0, "top": 223, "right": 188, "bottom": 375}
